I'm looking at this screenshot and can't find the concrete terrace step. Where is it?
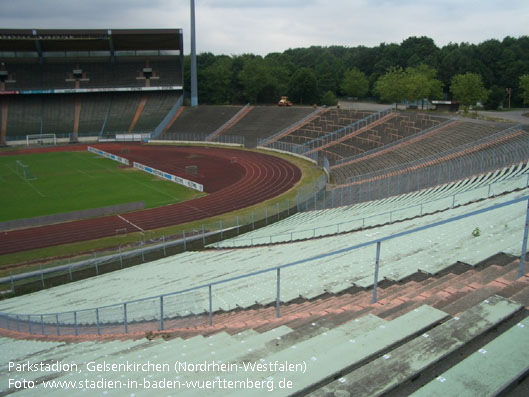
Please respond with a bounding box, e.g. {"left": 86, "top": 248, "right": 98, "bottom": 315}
{"left": 220, "top": 305, "right": 448, "bottom": 397}
{"left": 410, "top": 315, "right": 529, "bottom": 397}
{"left": 308, "top": 294, "right": 522, "bottom": 397}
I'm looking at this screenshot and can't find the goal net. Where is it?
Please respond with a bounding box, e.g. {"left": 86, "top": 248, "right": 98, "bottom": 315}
{"left": 26, "top": 133, "right": 57, "bottom": 147}
{"left": 15, "top": 160, "right": 37, "bottom": 180}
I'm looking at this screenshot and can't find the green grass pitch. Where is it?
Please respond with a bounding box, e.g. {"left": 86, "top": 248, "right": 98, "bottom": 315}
{"left": 0, "top": 151, "right": 206, "bottom": 222}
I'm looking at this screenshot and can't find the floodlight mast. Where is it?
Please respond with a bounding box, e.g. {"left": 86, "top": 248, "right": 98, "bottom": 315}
{"left": 190, "top": 0, "right": 198, "bottom": 107}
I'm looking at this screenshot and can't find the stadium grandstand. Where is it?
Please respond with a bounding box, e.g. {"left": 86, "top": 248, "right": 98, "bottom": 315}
{"left": 2, "top": 29, "right": 529, "bottom": 397}
{"left": 0, "top": 28, "right": 183, "bottom": 145}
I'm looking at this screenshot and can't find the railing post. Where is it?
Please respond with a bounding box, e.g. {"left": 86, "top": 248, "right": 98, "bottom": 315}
{"left": 183, "top": 231, "right": 187, "bottom": 251}
{"left": 219, "top": 220, "right": 223, "bottom": 239}
{"left": 74, "top": 311, "right": 78, "bottom": 336}
{"left": 287, "top": 199, "right": 290, "bottom": 216}
{"left": 160, "top": 296, "right": 164, "bottom": 331}
{"left": 202, "top": 225, "right": 206, "bottom": 245}
{"left": 296, "top": 193, "right": 300, "bottom": 212}
{"left": 276, "top": 268, "right": 281, "bottom": 318}
{"left": 162, "top": 236, "right": 166, "bottom": 257}
{"left": 372, "top": 241, "right": 381, "bottom": 304}
{"left": 10, "top": 272, "right": 14, "bottom": 293}
{"left": 119, "top": 245, "right": 124, "bottom": 267}
{"left": 519, "top": 198, "right": 529, "bottom": 278}
{"left": 140, "top": 241, "right": 145, "bottom": 262}
{"left": 68, "top": 259, "right": 72, "bottom": 281}
{"left": 40, "top": 314, "right": 44, "bottom": 335}
{"left": 96, "top": 308, "right": 100, "bottom": 336}
{"left": 277, "top": 202, "right": 280, "bottom": 221}
{"left": 265, "top": 207, "right": 268, "bottom": 225}
{"left": 209, "top": 285, "right": 213, "bottom": 326}
{"left": 252, "top": 212, "right": 255, "bottom": 230}
{"left": 124, "top": 303, "right": 128, "bottom": 334}
{"left": 40, "top": 264, "right": 45, "bottom": 289}
{"left": 28, "top": 315, "right": 32, "bottom": 335}
{"left": 56, "top": 313, "right": 60, "bottom": 336}
{"left": 236, "top": 216, "right": 240, "bottom": 234}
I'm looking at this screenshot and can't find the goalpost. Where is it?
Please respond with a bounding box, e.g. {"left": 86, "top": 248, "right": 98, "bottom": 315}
{"left": 15, "top": 160, "right": 37, "bottom": 180}
{"left": 26, "top": 133, "right": 57, "bottom": 147}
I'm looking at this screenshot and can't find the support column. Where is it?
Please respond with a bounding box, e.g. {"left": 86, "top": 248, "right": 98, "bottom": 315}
{"left": 190, "top": 0, "right": 198, "bottom": 107}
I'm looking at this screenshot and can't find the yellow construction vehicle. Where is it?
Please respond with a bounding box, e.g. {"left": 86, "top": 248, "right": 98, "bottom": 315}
{"left": 278, "top": 96, "right": 293, "bottom": 106}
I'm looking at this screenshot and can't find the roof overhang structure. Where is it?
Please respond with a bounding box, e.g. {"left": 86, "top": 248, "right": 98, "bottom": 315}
{"left": 0, "top": 28, "right": 183, "bottom": 58}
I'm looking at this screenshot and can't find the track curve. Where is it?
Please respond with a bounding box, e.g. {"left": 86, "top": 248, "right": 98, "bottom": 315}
{"left": 0, "top": 144, "right": 302, "bottom": 255}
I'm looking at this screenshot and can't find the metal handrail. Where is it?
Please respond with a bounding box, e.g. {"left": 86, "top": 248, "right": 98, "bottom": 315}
{"left": 216, "top": 168, "right": 529, "bottom": 247}
{"left": 344, "top": 124, "right": 524, "bottom": 185}
{"left": 334, "top": 118, "right": 455, "bottom": 167}
{"left": 259, "top": 106, "right": 327, "bottom": 146}
{"left": 1, "top": 193, "right": 527, "bottom": 327}
{"left": 205, "top": 103, "right": 251, "bottom": 141}
{"left": 296, "top": 105, "right": 396, "bottom": 154}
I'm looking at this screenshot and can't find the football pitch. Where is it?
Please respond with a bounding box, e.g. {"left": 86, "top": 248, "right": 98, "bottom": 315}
{"left": 0, "top": 151, "right": 206, "bottom": 222}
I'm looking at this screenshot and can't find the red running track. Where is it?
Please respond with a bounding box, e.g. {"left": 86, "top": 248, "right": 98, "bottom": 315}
{"left": 0, "top": 144, "right": 302, "bottom": 255}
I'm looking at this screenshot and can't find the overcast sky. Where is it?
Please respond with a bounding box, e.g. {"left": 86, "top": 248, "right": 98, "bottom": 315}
{"left": 1, "top": 0, "right": 528, "bottom": 56}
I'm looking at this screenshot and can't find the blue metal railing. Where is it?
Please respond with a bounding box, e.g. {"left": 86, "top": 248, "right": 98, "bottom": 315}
{"left": 1, "top": 191, "right": 527, "bottom": 336}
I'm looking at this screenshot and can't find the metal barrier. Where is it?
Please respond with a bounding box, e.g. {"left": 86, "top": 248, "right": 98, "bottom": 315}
{"left": 259, "top": 106, "right": 327, "bottom": 146}
{"left": 1, "top": 193, "right": 527, "bottom": 336}
{"left": 258, "top": 141, "right": 319, "bottom": 163}
{"left": 160, "top": 132, "right": 245, "bottom": 145}
{"left": 215, "top": 168, "right": 529, "bottom": 247}
{"left": 344, "top": 124, "right": 525, "bottom": 186}
{"left": 205, "top": 103, "right": 251, "bottom": 141}
{"left": 334, "top": 118, "right": 455, "bottom": 167}
{"left": 294, "top": 105, "right": 396, "bottom": 154}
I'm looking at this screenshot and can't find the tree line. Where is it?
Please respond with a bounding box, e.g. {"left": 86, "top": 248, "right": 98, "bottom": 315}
{"left": 183, "top": 35, "right": 529, "bottom": 109}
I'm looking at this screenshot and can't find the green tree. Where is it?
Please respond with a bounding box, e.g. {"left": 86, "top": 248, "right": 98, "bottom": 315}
{"left": 404, "top": 64, "right": 443, "bottom": 108}
{"left": 199, "top": 56, "right": 233, "bottom": 104}
{"left": 374, "top": 66, "right": 407, "bottom": 108}
{"left": 399, "top": 36, "right": 440, "bottom": 68}
{"left": 520, "top": 74, "right": 529, "bottom": 106}
{"left": 450, "top": 73, "right": 490, "bottom": 112}
{"left": 341, "top": 67, "right": 369, "bottom": 99}
{"left": 484, "top": 85, "right": 506, "bottom": 110}
{"left": 321, "top": 90, "right": 337, "bottom": 106}
{"left": 238, "top": 57, "right": 282, "bottom": 104}
{"left": 288, "top": 67, "right": 319, "bottom": 105}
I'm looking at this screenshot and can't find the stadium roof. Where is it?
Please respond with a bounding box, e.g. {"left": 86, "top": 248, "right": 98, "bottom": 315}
{"left": 0, "top": 29, "right": 183, "bottom": 53}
